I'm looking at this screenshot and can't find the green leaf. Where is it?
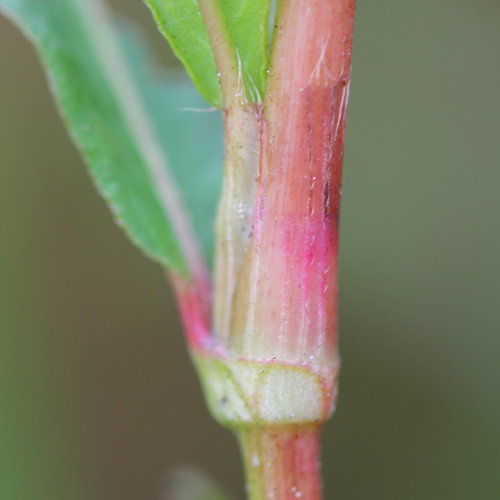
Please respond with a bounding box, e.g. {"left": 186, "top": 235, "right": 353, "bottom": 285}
{"left": 0, "top": 0, "right": 223, "bottom": 273}
{"left": 145, "top": 0, "right": 270, "bottom": 106}
{"left": 216, "top": 0, "right": 271, "bottom": 102}
{"left": 144, "top": 0, "right": 221, "bottom": 107}
{"left": 119, "top": 25, "right": 223, "bottom": 266}
{"left": 164, "top": 466, "right": 231, "bottom": 500}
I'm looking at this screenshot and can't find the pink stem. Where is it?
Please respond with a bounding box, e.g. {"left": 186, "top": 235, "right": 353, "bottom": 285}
{"left": 170, "top": 273, "right": 212, "bottom": 350}
{"left": 238, "top": 425, "right": 323, "bottom": 500}
{"left": 172, "top": 4, "right": 357, "bottom": 500}
{"left": 222, "top": 0, "right": 356, "bottom": 370}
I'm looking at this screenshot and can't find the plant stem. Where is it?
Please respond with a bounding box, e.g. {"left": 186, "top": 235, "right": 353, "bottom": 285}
{"left": 192, "top": 2, "right": 357, "bottom": 499}
{"left": 237, "top": 425, "right": 323, "bottom": 500}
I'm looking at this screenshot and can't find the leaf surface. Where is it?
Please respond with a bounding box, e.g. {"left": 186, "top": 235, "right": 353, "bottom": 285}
{"left": 145, "top": 0, "right": 270, "bottom": 105}
{"left": 164, "top": 466, "right": 231, "bottom": 500}
{"left": 0, "top": 0, "right": 223, "bottom": 273}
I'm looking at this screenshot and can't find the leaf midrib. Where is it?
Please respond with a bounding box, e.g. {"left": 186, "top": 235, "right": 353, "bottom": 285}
{"left": 75, "top": 0, "right": 206, "bottom": 279}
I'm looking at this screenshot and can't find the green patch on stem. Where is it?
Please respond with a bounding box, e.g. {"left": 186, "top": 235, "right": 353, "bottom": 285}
{"left": 0, "top": 0, "right": 223, "bottom": 272}
{"left": 145, "top": 0, "right": 270, "bottom": 106}
{"left": 194, "top": 354, "right": 328, "bottom": 426}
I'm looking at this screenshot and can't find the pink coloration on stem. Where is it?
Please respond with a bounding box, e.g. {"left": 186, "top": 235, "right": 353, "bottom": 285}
{"left": 176, "top": 0, "right": 355, "bottom": 412}
{"left": 211, "top": 0, "right": 355, "bottom": 407}
{"left": 175, "top": 2, "right": 356, "bottom": 499}
{"left": 253, "top": 0, "right": 354, "bottom": 365}
{"left": 239, "top": 425, "right": 323, "bottom": 500}
{"left": 171, "top": 274, "right": 211, "bottom": 350}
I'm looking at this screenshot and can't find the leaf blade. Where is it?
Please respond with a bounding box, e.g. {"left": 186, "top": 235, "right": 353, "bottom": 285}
{"left": 145, "top": 0, "right": 223, "bottom": 107}
{"left": 118, "top": 23, "right": 223, "bottom": 265}
{"left": 164, "top": 466, "right": 231, "bottom": 500}
{"left": 145, "top": 0, "right": 270, "bottom": 105}
{"left": 217, "top": 0, "right": 270, "bottom": 102}
{"left": 0, "top": 0, "right": 223, "bottom": 274}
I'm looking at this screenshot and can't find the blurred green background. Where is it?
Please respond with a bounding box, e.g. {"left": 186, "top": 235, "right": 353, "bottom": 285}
{"left": 0, "top": 0, "right": 499, "bottom": 498}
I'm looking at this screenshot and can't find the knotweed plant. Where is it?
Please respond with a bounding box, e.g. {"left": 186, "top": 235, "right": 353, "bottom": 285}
{"left": 0, "top": 0, "right": 356, "bottom": 498}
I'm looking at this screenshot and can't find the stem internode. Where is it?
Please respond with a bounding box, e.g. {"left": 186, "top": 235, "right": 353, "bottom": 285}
{"left": 237, "top": 425, "right": 323, "bottom": 500}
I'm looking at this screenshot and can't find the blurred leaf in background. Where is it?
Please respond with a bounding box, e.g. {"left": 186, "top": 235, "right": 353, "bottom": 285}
{"left": 0, "top": 70, "right": 90, "bottom": 500}
{"left": 161, "top": 466, "right": 230, "bottom": 500}
{"left": 0, "top": 0, "right": 499, "bottom": 499}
